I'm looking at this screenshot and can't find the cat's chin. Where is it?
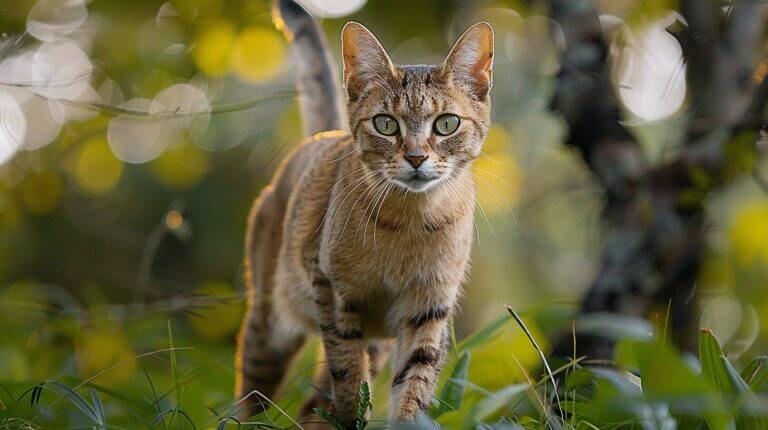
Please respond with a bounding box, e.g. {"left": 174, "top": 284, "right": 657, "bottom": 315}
{"left": 392, "top": 177, "right": 441, "bottom": 193}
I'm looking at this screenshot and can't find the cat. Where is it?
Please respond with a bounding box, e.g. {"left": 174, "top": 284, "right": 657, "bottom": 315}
{"left": 236, "top": 0, "right": 493, "bottom": 426}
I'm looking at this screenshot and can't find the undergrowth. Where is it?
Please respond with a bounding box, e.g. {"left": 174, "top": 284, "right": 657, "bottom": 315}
{"left": 2, "top": 306, "right": 767, "bottom": 429}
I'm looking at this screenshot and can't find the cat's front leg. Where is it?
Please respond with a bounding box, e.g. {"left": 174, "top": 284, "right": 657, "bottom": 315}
{"left": 312, "top": 269, "right": 370, "bottom": 427}
{"left": 389, "top": 294, "right": 455, "bottom": 423}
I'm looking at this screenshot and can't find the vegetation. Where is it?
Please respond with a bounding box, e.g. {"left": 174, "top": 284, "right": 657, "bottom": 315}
{"left": 1, "top": 306, "right": 767, "bottom": 429}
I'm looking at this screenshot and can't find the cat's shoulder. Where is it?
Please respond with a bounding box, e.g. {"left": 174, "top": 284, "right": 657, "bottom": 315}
{"left": 272, "top": 130, "right": 352, "bottom": 197}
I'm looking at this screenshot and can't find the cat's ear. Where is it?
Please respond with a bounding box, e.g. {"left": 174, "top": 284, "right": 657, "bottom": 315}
{"left": 443, "top": 22, "right": 494, "bottom": 98}
{"left": 341, "top": 22, "right": 395, "bottom": 99}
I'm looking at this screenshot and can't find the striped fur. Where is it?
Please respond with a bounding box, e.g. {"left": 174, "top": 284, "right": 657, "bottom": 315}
{"left": 237, "top": 3, "right": 493, "bottom": 426}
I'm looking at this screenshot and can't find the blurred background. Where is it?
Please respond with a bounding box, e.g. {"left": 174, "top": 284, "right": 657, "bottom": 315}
{"left": 0, "top": 0, "right": 767, "bottom": 426}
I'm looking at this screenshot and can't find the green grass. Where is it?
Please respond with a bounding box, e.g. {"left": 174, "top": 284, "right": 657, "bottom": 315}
{"left": 1, "top": 308, "right": 767, "bottom": 429}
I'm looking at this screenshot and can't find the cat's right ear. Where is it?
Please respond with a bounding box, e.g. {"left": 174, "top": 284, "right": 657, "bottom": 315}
{"left": 341, "top": 22, "right": 394, "bottom": 99}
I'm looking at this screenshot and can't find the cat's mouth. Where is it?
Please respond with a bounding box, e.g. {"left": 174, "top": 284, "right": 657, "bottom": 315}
{"left": 393, "top": 171, "right": 441, "bottom": 192}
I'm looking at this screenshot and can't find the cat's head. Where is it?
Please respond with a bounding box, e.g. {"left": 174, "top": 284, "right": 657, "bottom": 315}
{"left": 341, "top": 22, "right": 493, "bottom": 193}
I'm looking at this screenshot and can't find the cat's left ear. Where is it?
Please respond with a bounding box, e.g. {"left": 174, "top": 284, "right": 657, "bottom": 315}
{"left": 442, "top": 22, "right": 494, "bottom": 98}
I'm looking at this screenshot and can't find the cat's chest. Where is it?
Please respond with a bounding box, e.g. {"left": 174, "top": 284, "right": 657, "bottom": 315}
{"left": 324, "top": 213, "right": 473, "bottom": 290}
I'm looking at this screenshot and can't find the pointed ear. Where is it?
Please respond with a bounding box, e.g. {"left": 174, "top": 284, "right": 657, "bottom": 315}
{"left": 443, "top": 22, "right": 494, "bottom": 98}
{"left": 341, "top": 22, "right": 395, "bottom": 99}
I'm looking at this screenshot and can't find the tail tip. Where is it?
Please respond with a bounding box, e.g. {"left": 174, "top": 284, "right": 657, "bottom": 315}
{"left": 273, "top": 0, "right": 312, "bottom": 39}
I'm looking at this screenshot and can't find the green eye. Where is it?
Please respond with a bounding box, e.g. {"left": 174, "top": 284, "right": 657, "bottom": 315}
{"left": 434, "top": 114, "right": 460, "bottom": 136}
{"left": 373, "top": 114, "right": 399, "bottom": 136}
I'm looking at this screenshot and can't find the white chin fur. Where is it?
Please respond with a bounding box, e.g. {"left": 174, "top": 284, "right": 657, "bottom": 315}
{"left": 393, "top": 178, "right": 441, "bottom": 193}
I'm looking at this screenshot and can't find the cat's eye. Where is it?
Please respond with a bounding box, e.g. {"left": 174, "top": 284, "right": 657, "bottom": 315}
{"left": 373, "top": 114, "right": 399, "bottom": 136}
{"left": 433, "top": 114, "right": 460, "bottom": 136}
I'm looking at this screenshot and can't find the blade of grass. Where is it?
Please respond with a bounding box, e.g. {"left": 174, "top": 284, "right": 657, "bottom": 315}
{"left": 507, "top": 306, "right": 564, "bottom": 424}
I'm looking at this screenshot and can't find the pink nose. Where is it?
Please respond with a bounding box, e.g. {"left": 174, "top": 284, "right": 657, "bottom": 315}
{"left": 404, "top": 153, "right": 428, "bottom": 168}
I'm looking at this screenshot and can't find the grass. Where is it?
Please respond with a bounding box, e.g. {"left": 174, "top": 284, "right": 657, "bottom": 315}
{"left": 1, "top": 306, "right": 767, "bottom": 429}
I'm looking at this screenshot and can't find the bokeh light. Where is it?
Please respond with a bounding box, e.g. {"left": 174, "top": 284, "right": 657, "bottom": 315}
{"left": 26, "top": 0, "right": 88, "bottom": 42}
{"left": 107, "top": 98, "right": 169, "bottom": 164}
{"left": 150, "top": 143, "right": 210, "bottom": 189}
{"left": 729, "top": 201, "right": 768, "bottom": 266}
{"left": 72, "top": 136, "right": 124, "bottom": 196}
{"left": 0, "top": 93, "right": 26, "bottom": 165}
{"left": 187, "top": 281, "right": 244, "bottom": 340}
{"left": 298, "top": 0, "right": 367, "bottom": 18}
{"left": 609, "top": 13, "right": 686, "bottom": 121}
{"left": 193, "top": 22, "right": 235, "bottom": 77}
{"left": 230, "top": 27, "right": 285, "bottom": 83}
{"left": 76, "top": 325, "right": 137, "bottom": 385}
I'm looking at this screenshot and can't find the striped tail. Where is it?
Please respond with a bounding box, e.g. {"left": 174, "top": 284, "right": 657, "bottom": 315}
{"left": 273, "top": 0, "right": 346, "bottom": 136}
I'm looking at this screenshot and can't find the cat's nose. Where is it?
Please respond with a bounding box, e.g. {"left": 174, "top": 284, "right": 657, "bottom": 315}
{"left": 404, "top": 152, "right": 428, "bottom": 169}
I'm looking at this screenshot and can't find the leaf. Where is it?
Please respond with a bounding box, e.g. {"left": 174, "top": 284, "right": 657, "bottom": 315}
{"left": 699, "top": 330, "right": 765, "bottom": 430}
{"left": 91, "top": 389, "right": 106, "bottom": 426}
{"left": 457, "top": 314, "right": 510, "bottom": 352}
{"left": 314, "top": 407, "right": 347, "bottom": 430}
{"left": 699, "top": 329, "right": 753, "bottom": 395}
{"left": 30, "top": 383, "right": 44, "bottom": 407}
{"left": 434, "top": 351, "right": 470, "bottom": 418}
{"left": 565, "top": 368, "right": 595, "bottom": 392}
{"left": 741, "top": 356, "right": 768, "bottom": 393}
{"left": 575, "top": 313, "right": 655, "bottom": 341}
{"left": 356, "top": 381, "right": 372, "bottom": 430}
{"left": 45, "top": 381, "right": 100, "bottom": 424}
{"left": 468, "top": 383, "right": 529, "bottom": 424}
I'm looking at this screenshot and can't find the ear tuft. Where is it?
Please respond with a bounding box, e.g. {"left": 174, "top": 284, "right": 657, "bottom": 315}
{"left": 443, "top": 22, "right": 494, "bottom": 98}
{"left": 341, "top": 22, "right": 394, "bottom": 99}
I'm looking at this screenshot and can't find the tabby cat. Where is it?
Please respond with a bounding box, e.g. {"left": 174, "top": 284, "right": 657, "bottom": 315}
{"left": 236, "top": 0, "right": 493, "bottom": 426}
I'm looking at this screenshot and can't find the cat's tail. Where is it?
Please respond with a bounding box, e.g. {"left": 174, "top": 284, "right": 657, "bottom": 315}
{"left": 273, "top": 0, "right": 346, "bottom": 136}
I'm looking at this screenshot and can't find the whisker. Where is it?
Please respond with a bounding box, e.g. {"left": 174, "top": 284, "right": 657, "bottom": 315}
{"left": 339, "top": 174, "right": 387, "bottom": 244}
{"left": 326, "top": 168, "right": 383, "bottom": 239}
{"left": 372, "top": 183, "right": 393, "bottom": 246}
{"left": 354, "top": 175, "right": 388, "bottom": 244}
{"left": 326, "top": 147, "right": 358, "bottom": 163}
{"left": 452, "top": 176, "right": 500, "bottom": 245}
{"left": 472, "top": 170, "right": 519, "bottom": 227}
{"left": 365, "top": 181, "right": 392, "bottom": 247}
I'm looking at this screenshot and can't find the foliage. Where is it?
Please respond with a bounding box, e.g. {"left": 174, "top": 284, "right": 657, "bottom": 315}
{"left": 1, "top": 309, "right": 767, "bottom": 429}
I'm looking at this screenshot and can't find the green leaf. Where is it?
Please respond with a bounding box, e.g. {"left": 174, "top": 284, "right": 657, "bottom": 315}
{"left": 466, "top": 383, "right": 529, "bottom": 425}
{"left": 91, "top": 388, "right": 106, "bottom": 427}
{"left": 565, "top": 368, "right": 595, "bottom": 392}
{"left": 314, "top": 407, "right": 347, "bottom": 430}
{"left": 741, "top": 357, "right": 768, "bottom": 393}
{"left": 457, "top": 314, "right": 509, "bottom": 352}
{"left": 575, "top": 313, "right": 655, "bottom": 341}
{"left": 356, "top": 381, "right": 372, "bottom": 430}
{"left": 434, "top": 351, "right": 470, "bottom": 418}
{"left": 699, "top": 330, "right": 765, "bottom": 430}
{"left": 699, "top": 329, "right": 752, "bottom": 395}
{"left": 44, "top": 381, "right": 100, "bottom": 424}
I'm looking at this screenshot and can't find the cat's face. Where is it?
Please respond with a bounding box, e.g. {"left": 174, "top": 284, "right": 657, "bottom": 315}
{"left": 342, "top": 22, "right": 493, "bottom": 193}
